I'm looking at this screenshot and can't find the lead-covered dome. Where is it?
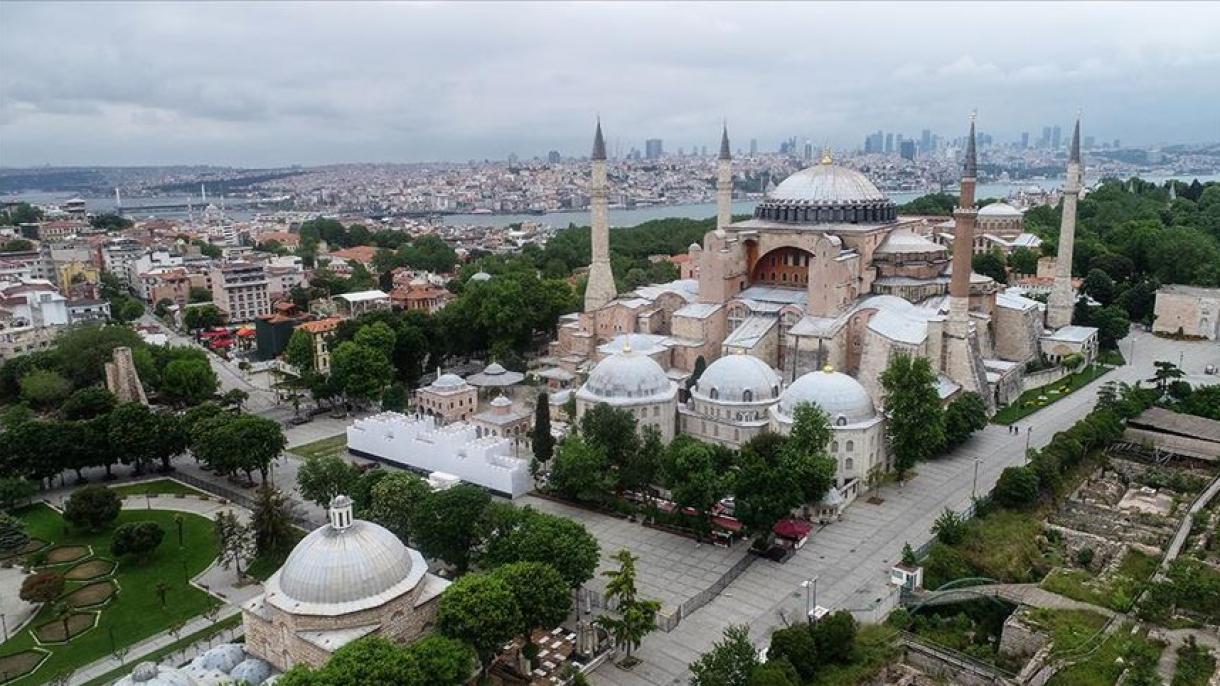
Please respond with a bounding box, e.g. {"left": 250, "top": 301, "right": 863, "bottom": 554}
{"left": 754, "top": 158, "right": 896, "bottom": 225}
{"left": 774, "top": 367, "right": 876, "bottom": 425}
{"left": 579, "top": 345, "right": 674, "bottom": 402}
{"left": 693, "top": 354, "right": 782, "bottom": 404}
{"left": 269, "top": 497, "right": 426, "bottom": 616}
{"left": 117, "top": 663, "right": 198, "bottom": 686}
{"left": 431, "top": 373, "right": 466, "bottom": 390}
{"left": 978, "top": 201, "right": 1021, "bottom": 217}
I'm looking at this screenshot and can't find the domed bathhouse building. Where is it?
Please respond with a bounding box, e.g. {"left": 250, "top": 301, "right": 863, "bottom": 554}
{"left": 241, "top": 495, "right": 449, "bottom": 671}
{"left": 770, "top": 366, "right": 887, "bottom": 517}
{"left": 575, "top": 339, "right": 680, "bottom": 442}
{"left": 679, "top": 352, "right": 782, "bottom": 448}
{"left": 934, "top": 199, "right": 1043, "bottom": 256}
{"left": 550, "top": 116, "right": 1094, "bottom": 422}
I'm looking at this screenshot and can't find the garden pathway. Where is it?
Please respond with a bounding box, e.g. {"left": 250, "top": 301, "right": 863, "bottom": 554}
{"left": 1148, "top": 627, "right": 1220, "bottom": 685}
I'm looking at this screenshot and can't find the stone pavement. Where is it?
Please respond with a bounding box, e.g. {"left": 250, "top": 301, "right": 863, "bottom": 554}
{"left": 590, "top": 331, "right": 1220, "bottom": 686}
{"left": 520, "top": 495, "right": 748, "bottom": 610}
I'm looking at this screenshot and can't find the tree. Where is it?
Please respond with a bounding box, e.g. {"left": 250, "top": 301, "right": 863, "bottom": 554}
{"left": 380, "top": 383, "right": 406, "bottom": 412}
{"left": 251, "top": 486, "right": 295, "bottom": 556}
{"left": 220, "top": 388, "right": 249, "bottom": 410}
{"left": 972, "top": 250, "right": 1008, "bottom": 284}
{"left": 160, "top": 358, "right": 218, "bottom": 407}
{"left": 63, "top": 485, "right": 121, "bottom": 532}
{"left": 110, "top": 521, "right": 165, "bottom": 562}
{"left": 662, "top": 437, "right": 731, "bottom": 536}
{"left": 687, "top": 355, "right": 708, "bottom": 393}
{"left": 942, "top": 392, "right": 988, "bottom": 449}
{"left": 595, "top": 549, "right": 659, "bottom": 660}
{"left": 880, "top": 354, "right": 945, "bottom": 479}
{"left": 353, "top": 321, "right": 397, "bottom": 360}
{"left": 492, "top": 561, "right": 571, "bottom": 649}
{"left": 278, "top": 634, "right": 476, "bottom": 686}
{"left": 532, "top": 392, "right": 554, "bottom": 465}
{"left": 60, "top": 386, "right": 116, "bottom": 421}
{"left": 213, "top": 510, "right": 254, "bottom": 580}
{"left": 108, "top": 402, "right": 165, "bottom": 475}
{"left": 931, "top": 508, "right": 968, "bottom": 545}
{"left": 183, "top": 304, "right": 223, "bottom": 332}
{"left": 768, "top": 625, "right": 819, "bottom": 682}
{"left": 482, "top": 508, "right": 600, "bottom": 589}
{"left": 409, "top": 484, "right": 490, "bottom": 573}
{"left": 811, "top": 611, "right": 857, "bottom": 663}
{"left": 901, "top": 543, "right": 918, "bottom": 567}
{"left": 735, "top": 432, "right": 803, "bottom": 542}
{"left": 296, "top": 454, "right": 359, "bottom": 509}
{"left": 0, "top": 512, "right": 30, "bottom": 552}
{"left": 691, "top": 625, "right": 760, "bottom": 686}
{"left": 1082, "top": 268, "right": 1117, "bottom": 306}
{"left": 19, "top": 369, "right": 72, "bottom": 409}
{"left": 994, "top": 465, "right": 1040, "bottom": 509}
{"left": 283, "top": 328, "right": 315, "bottom": 372}
{"left": 20, "top": 570, "right": 65, "bottom": 604}
{"left": 781, "top": 403, "right": 837, "bottom": 503}
{"left": 49, "top": 324, "right": 144, "bottom": 388}
{"left": 579, "top": 403, "right": 641, "bottom": 477}
{"left": 191, "top": 413, "right": 284, "bottom": 484}
{"left": 1090, "top": 304, "right": 1131, "bottom": 349}
{"left": 331, "top": 341, "right": 393, "bottom": 406}
{"left": 749, "top": 661, "right": 799, "bottom": 686}
{"left": 1150, "top": 360, "right": 1185, "bottom": 394}
{"left": 548, "top": 435, "right": 613, "bottom": 503}
{"left": 1008, "top": 247, "right": 1039, "bottom": 275}
{"left": 367, "top": 471, "right": 431, "bottom": 544}
{"left": 437, "top": 573, "right": 522, "bottom": 676}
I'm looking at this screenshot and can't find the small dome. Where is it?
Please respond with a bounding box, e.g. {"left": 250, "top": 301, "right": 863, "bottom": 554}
{"left": 119, "top": 662, "right": 198, "bottom": 686}
{"left": 432, "top": 373, "right": 465, "bottom": 389}
{"left": 580, "top": 347, "right": 673, "bottom": 401}
{"left": 190, "top": 645, "right": 246, "bottom": 674}
{"left": 689, "top": 242, "right": 702, "bottom": 252}
{"left": 694, "top": 355, "right": 782, "bottom": 404}
{"left": 769, "top": 164, "right": 888, "bottom": 204}
{"left": 979, "top": 202, "right": 1021, "bottom": 217}
{"left": 490, "top": 395, "right": 512, "bottom": 407}
{"left": 483, "top": 362, "right": 507, "bottom": 376}
{"left": 776, "top": 368, "right": 875, "bottom": 425}
{"left": 875, "top": 229, "right": 947, "bottom": 255}
{"left": 470, "top": 271, "right": 492, "bottom": 282}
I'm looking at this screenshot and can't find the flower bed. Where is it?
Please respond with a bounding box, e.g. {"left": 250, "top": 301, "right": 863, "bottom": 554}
{"left": 42, "top": 545, "right": 90, "bottom": 566}
{"left": 32, "top": 613, "right": 97, "bottom": 644}
{"left": 62, "top": 580, "right": 118, "bottom": 609}
{"left": 63, "top": 559, "right": 117, "bottom": 581}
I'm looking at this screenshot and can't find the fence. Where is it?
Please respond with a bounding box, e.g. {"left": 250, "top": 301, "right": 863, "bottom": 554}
{"left": 170, "top": 472, "right": 317, "bottom": 531}
{"left": 898, "top": 632, "right": 1016, "bottom": 684}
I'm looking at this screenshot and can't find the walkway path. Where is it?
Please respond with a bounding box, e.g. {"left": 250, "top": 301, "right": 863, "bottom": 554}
{"left": 909, "top": 583, "right": 1118, "bottom": 617}
{"left": 591, "top": 331, "right": 1220, "bottom": 686}
{"left": 1149, "top": 627, "right": 1220, "bottom": 685}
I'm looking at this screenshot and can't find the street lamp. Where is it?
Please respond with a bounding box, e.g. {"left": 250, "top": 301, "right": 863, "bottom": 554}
{"left": 801, "top": 577, "right": 818, "bottom": 623}
{"left": 972, "top": 458, "right": 982, "bottom": 500}
{"left": 1024, "top": 427, "right": 1032, "bottom": 460}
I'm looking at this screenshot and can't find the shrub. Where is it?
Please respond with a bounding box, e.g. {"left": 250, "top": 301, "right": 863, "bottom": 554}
{"left": 1076, "top": 547, "right": 1095, "bottom": 567}
{"left": 932, "top": 508, "right": 968, "bottom": 545}
{"left": 64, "top": 485, "right": 121, "bottom": 532}
{"left": 993, "top": 466, "right": 1040, "bottom": 509}
{"left": 20, "top": 570, "right": 65, "bottom": 603}
{"left": 0, "top": 512, "right": 30, "bottom": 553}
{"left": 110, "top": 521, "right": 165, "bottom": 562}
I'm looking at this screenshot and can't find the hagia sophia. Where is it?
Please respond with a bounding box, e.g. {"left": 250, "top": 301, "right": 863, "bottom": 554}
{"left": 549, "top": 115, "right": 1097, "bottom": 510}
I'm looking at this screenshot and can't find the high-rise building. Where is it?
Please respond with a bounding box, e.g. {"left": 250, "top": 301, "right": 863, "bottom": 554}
{"left": 645, "top": 138, "right": 664, "bottom": 159}
{"left": 1051, "top": 125, "right": 1062, "bottom": 150}
{"left": 884, "top": 133, "right": 894, "bottom": 154}
{"left": 749, "top": 138, "right": 758, "bottom": 155}
{"left": 920, "top": 129, "right": 932, "bottom": 152}
{"left": 1041, "top": 126, "right": 1053, "bottom": 148}
{"left": 899, "top": 140, "right": 916, "bottom": 161}
{"left": 547, "top": 150, "right": 561, "bottom": 164}
{"left": 803, "top": 140, "right": 813, "bottom": 162}
{"left": 1020, "top": 132, "right": 1029, "bottom": 149}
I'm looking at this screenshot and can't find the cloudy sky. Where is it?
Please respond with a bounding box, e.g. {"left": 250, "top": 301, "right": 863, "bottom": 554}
{"left": 2, "top": 1, "right": 1218, "bottom": 167}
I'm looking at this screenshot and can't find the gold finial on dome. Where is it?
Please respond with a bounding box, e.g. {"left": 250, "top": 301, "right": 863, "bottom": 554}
{"left": 820, "top": 147, "right": 833, "bottom": 165}
{"left": 822, "top": 364, "right": 835, "bottom": 373}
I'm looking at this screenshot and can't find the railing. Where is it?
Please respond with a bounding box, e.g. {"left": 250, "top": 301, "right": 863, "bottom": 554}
{"left": 898, "top": 631, "right": 1016, "bottom": 683}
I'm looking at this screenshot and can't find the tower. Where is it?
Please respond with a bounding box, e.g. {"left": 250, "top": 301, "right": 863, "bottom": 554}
{"left": 717, "top": 124, "right": 733, "bottom": 230}
{"left": 943, "top": 114, "right": 992, "bottom": 410}
{"left": 1046, "top": 116, "right": 1082, "bottom": 329}
{"left": 583, "top": 119, "right": 616, "bottom": 312}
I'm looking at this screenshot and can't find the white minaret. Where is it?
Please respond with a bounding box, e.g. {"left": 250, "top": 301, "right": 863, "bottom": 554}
{"left": 114, "top": 187, "right": 122, "bottom": 210}
{"left": 1047, "top": 116, "right": 1083, "bottom": 330}
{"left": 328, "top": 494, "right": 353, "bottom": 530}
{"left": 201, "top": 183, "right": 207, "bottom": 204}
{"left": 583, "top": 119, "right": 617, "bottom": 312}
{"left": 717, "top": 124, "right": 733, "bottom": 230}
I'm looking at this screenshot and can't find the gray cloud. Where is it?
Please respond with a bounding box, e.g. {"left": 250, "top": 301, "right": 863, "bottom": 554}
{"left": 1, "top": 1, "right": 1218, "bottom": 166}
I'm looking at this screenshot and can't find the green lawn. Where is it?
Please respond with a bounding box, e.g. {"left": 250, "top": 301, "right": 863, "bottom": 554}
{"left": 78, "top": 614, "right": 242, "bottom": 686}
{"left": 1023, "top": 608, "right": 1109, "bottom": 656}
{"left": 111, "top": 479, "right": 208, "bottom": 498}
{"left": 1041, "top": 550, "right": 1160, "bottom": 613}
{"left": 0, "top": 505, "right": 220, "bottom": 685}
{"left": 1047, "top": 624, "right": 1164, "bottom": 686}
{"left": 993, "top": 364, "right": 1112, "bottom": 425}
{"left": 288, "top": 434, "right": 348, "bottom": 461}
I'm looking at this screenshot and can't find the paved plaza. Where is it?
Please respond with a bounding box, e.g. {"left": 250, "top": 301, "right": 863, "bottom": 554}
{"left": 590, "top": 330, "right": 1220, "bottom": 686}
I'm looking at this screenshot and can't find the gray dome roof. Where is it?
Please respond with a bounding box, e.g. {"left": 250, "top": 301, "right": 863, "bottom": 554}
{"left": 579, "top": 346, "right": 674, "bottom": 402}
{"left": 694, "top": 355, "right": 782, "bottom": 404}
{"left": 432, "top": 373, "right": 466, "bottom": 389}
{"left": 769, "top": 163, "right": 888, "bottom": 204}
{"left": 875, "top": 229, "right": 947, "bottom": 255}
{"left": 775, "top": 368, "right": 876, "bottom": 425}
{"left": 269, "top": 519, "right": 426, "bottom": 616}
{"left": 118, "top": 662, "right": 198, "bottom": 686}
{"left": 979, "top": 201, "right": 1021, "bottom": 217}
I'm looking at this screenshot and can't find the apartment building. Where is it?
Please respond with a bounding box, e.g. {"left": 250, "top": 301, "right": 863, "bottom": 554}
{"left": 210, "top": 261, "right": 271, "bottom": 322}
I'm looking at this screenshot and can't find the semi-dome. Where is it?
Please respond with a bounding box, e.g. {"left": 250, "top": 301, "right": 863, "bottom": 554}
{"left": 753, "top": 157, "right": 897, "bottom": 225}
{"left": 874, "top": 229, "right": 947, "bottom": 255}
{"left": 693, "top": 354, "right": 782, "bottom": 404}
{"left": 979, "top": 201, "right": 1021, "bottom": 217}
{"left": 579, "top": 344, "right": 674, "bottom": 402}
{"left": 269, "top": 496, "right": 426, "bottom": 616}
{"left": 775, "top": 367, "right": 876, "bottom": 425}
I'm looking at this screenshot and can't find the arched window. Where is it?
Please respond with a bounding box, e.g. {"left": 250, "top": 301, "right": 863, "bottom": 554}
{"left": 709, "top": 387, "right": 719, "bottom": 400}
{"left": 845, "top": 458, "right": 854, "bottom": 471}
{"left": 846, "top": 440, "right": 854, "bottom": 452}
{"left": 831, "top": 440, "right": 839, "bottom": 452}
{"left": 836, "top": 415, "right": 847, "bottom": 426}
{"left": 742, "top": 389, "right": 753, "bottom": 403}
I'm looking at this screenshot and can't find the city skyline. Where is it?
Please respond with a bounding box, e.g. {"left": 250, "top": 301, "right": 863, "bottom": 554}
{"left": 2, "top": 1, "right": 1219, "bottom": 167}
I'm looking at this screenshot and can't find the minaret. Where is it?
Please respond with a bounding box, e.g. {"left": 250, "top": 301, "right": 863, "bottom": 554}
{"left": 716, "top": 124, "right": 733, "bottom": 230}
{"left": 584, "top": 119, "right": 617, "bottom": 312}
{"left": 1046, "top": 116, "right": 1082, "bottom": 329}
{"left": 948, "top": 114, "right": 979, "bottom": 334}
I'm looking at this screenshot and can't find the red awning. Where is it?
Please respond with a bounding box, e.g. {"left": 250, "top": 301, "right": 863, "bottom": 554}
{"left": 711, "top": 515, "right": 742, "bottom": 532}
{"left": 773, "top": 518, "right": 813, "bottom": 540}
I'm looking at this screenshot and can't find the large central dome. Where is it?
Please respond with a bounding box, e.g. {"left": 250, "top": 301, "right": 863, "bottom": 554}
{"left": 754, "top": 158, "right": 897, "bottom": 225}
